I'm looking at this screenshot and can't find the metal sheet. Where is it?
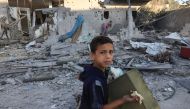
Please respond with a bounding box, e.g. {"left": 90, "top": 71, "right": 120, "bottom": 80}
{"left": 109, "top": 69, "right": 160, "bottom": 109}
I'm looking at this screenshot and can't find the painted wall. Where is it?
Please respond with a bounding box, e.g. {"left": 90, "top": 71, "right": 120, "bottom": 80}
{"left": 57, "top": 7, "right": 128, "bottom": 37}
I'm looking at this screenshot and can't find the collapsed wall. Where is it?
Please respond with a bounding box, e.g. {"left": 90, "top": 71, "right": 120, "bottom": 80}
{"left": 57, "top": 8, "right": 128, "bottom": 38}
{"left": 144, "top": 0, "right": 181, "bottom": 13}
{"left": 0, "top": 0, "right": 8, "bottom": 33}
{"left": 136, "top": 0, "right": 190, "bottom": 32}
{"left": 153, "top": 7, "right": 190, "bottom": 32}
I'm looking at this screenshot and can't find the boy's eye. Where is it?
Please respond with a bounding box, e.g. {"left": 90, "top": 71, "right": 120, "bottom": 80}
{"left": 100, "top": 51, "right": 106, "bottom": 54}
{"left": 109, "top": 50, "right": 113, "bottom": 54}
{"left": 99, "top": 50, "right": 113, "bottom": 55}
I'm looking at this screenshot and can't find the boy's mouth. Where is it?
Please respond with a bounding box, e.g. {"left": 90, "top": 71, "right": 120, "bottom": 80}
{"left": 104, "top": 61, "right": 112, "bottom": 65}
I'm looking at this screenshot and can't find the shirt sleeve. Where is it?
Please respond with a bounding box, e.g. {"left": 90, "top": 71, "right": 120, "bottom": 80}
{"left": 89, "top": 80, "right": 105, "bottom": 109}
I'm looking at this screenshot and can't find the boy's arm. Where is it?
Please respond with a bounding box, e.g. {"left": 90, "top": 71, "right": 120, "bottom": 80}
{"left": 87, "top": 80, "right": 139, "bottom": 109}
{"left": 103, "top": 95, "right": 139, "bottom": 109}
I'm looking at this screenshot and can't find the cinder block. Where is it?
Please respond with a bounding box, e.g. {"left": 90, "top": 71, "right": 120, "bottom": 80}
{"left": 108, "top": 69, "right": 160, "bottom": 109}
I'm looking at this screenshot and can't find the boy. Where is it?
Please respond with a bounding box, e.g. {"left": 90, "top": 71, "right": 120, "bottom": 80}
{"left": 100, "top": 21, "right": 112, "bottom": 36}
{"left": 78, "top": 36, "right": 139, "bottom": 109}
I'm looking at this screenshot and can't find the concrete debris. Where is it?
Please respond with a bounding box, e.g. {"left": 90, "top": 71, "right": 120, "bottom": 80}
{"left": 67, "top": 62, "right": 84, "bottom": 72}
{"left": 127, "top": 6, "right": 135, "bottom": 41}
{"left": 147, "top": 52, "right": 171, "bottom": 63}
{"left": 25, "top": 41, "right": 36, "bottom": 51}
{"left": 120, "top": 28, "right": 144, "bottom": 41}
{"left": 165, "top": 32, "right": 181, "bottom": 40}
{"left": 0, "top": 2, "right": 190, "bottom": 109}
{"left": 107, "top": 35, "right": 120, "bottom": 42}
{"left": 6, "top": 78, "right": 16, "bottom": 85}
{"left": 9, "top": 7, "right": 18, "bottom": 20}
{"left": 15, "top": 61, "right": 57, "bottom": 68}
{"left": 51, "top": 104, "right": 57, "bottom": 109}
{"left": 175, "top": 78, "right": 190, "bottom": 91}
{"left": 34, "top": 24, "right": 47, "bottom": 38}
{"left": 77, "top": 31, "right": 97, "bottom": 43}
{"left": 165, "top": 32, "right": 190, "bottom": 46}
{"left": 127, "top": 62, "right": 173, "bottom": 70}
{"left": 143, "top": 73, "right": 176, "bottom": 101}
{"left": 130, "top": 40, "right": 170, "bottom": 56}
{"left": 180, "top": 23, "right": 190, "bottom": 37}
{"left": 0, "top": 31, "right": 189, "bottom": 109}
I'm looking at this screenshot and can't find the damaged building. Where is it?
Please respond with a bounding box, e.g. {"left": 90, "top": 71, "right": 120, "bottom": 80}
{"left": 0, "top": 0, "right": 190, "bottom": 109}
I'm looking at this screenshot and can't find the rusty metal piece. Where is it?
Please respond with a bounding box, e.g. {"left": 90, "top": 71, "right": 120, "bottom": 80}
{"left": 147, "top": 52, "right": 171, "bottom": 63}
{"left": 180, "top": 46, "right": 190, "bottom": 59}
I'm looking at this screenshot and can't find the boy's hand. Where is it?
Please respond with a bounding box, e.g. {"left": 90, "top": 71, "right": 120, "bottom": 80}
{"left": 130, "top": 91, "right": 144, "bottom": 104}
{"left": 122, "top": 95, "right": 140, "bottom": 103}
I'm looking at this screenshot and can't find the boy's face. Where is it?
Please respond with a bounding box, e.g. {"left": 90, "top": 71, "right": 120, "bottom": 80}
{"left": 90, "top": 43, "right": 114, "bottom": 70}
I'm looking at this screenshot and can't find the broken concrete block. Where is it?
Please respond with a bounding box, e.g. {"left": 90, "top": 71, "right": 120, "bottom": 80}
{"left": 180, "top": 23, "right": 190, "bottom": 37}
{"left": 164, "top": 32, "right": 190, "bottom": 45}
{"left": 58, "top": 35, "right": 68, "bottom": 42}
{"left": 109, "top": 69, "right": 160, "bottom": 109}
{"left": 130, "top": 40, "right": 169, "bottom": 56}
{"left": 6, "top": 78, "right": 16, "bottom": 85}
{"left": 67, "top": 62, "right": 84, "bottom": 72}
{"left": 56, "top": 56, "right": 80, "bottom": 65}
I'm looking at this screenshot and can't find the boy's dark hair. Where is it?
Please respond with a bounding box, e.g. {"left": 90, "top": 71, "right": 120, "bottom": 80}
{"left": 90, "top": 36, "right": 113, "bottom": 53}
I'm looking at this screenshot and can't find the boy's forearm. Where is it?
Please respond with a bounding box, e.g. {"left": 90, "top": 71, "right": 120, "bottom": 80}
{"left": 103, "top": 97, "right": 126, "bottom": 109}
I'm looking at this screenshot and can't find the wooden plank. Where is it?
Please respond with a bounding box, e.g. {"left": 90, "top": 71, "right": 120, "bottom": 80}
{"left": 0, "top": 69, "right": 27, "bottom": 77}
{"left": 126, "top": 58, "right": 134, "bottom": 67}
{"left": 12, "top": 61, "right": 57, "bottom": 68}
{"left": 125, "top": 63, "right": 172, "bottom": 70}
{"left": 23, "top": 75, "right": 55, "bottom": 83}
{"left": 0, "top": 40, "right": 19, "bottom": 46}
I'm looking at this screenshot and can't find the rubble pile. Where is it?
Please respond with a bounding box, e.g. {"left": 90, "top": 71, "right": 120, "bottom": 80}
{"left": 0, "top": 27, "right": 189, "bottom": 108}
{"left": 0, "top": 1, "right": 190, "bottom": 108}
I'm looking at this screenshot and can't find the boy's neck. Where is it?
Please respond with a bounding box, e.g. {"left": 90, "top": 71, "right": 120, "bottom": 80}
{"left": 93, "top": 63, "right": 106, "bottom": 72}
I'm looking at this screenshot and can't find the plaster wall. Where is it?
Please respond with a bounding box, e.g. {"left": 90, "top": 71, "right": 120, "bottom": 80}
{"left": 57, "top": 8, "right": 128, "bottom": 37}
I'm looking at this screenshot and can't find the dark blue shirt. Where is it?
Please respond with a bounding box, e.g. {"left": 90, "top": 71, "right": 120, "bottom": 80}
{"left": 79, "top": 65, "right": 109, "bottom": 109}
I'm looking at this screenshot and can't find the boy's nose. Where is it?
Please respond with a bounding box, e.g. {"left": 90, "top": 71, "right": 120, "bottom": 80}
{"left": 106, "top": 53, "right": 112, "bottom": 58}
